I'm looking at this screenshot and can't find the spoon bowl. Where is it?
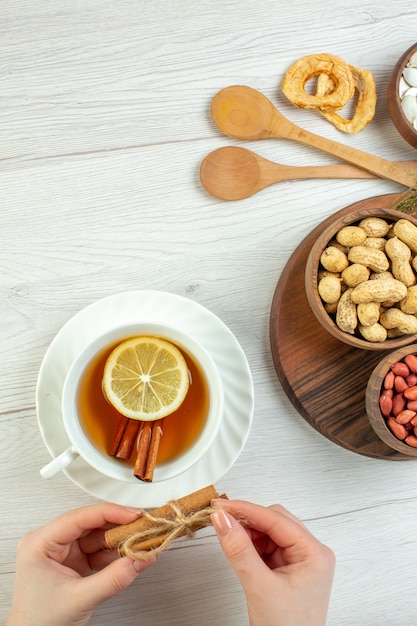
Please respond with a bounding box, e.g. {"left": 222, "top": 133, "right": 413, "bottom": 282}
{"left": 200, "top": 147, "right": 265, "bottom": 200}
{"left": 211, "top": 86, "right": 289, "bottom": 140}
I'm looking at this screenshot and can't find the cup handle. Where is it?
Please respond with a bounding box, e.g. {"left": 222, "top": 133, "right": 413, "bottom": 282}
{"left": 40, "top": 446, "right": 79, "bottom": 478}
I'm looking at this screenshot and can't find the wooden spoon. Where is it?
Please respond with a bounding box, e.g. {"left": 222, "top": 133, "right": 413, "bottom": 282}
{"left": 210, "top": 85, "right": 417, "bottom": 188}
{"left": 200, "top": 146, "right": 385, "bottom": 200}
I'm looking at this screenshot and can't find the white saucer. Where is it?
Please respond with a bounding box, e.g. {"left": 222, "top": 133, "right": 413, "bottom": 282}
{"left": 36, "top": 290, "right": 254, "bottom": 507}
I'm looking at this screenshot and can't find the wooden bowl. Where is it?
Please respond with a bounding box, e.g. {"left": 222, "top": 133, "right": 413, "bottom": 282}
{"left": 305, "top": 206, "right": 417, "bottom": 351}
{"left": 365, "top": 344, "right": 417, "bottom": 457}
{"left": 387, "top": 42, "right": 417, "bottom": 149}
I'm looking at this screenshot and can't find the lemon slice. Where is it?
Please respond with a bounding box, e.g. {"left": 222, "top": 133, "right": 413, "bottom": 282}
{"left": 102, "top": 336, "right": 190, "bottom": 421}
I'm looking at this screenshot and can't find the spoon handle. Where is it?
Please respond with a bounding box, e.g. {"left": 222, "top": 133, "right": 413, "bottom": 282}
{"left": 271, "top": 113, "right": 417, "bottom": 188}
{"left": 266, "top": 161, "right": 377, "bottom": 181}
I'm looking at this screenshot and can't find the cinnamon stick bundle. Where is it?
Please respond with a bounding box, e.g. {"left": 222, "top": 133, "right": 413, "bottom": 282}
{"left": 110, "top": 416, "right": 163, "bottom": 482}
{"left": 105, "top": 485, "right": 227, "bottom": 556}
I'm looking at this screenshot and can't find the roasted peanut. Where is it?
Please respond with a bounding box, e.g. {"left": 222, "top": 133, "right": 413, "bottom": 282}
{"left": 351, "top": 279, "right": 407, "bottom": 304}
{"left": 336, "top": 288, "right": 357, "bottom": 334}
{"left": 405, "top": 354, "right": 417, "bottom": 373}
{"left": 364, "top": 237, "right": 386, "bottom": 251}
{"left": 370, "top": 271, "right": 394, "bottom": 281}
{"left": 380, "top": 308, "right": 417, "bottom": 334}
{"left": 318, "top": 275, "right": 342, "bottom": 304}
{"left": 400, "top": 285, "right": 417, "bottom": 314}
{"left": 392, "top": 392, "right": 406, "bottom": 416}
{"left": 357, "top": 301, "right": 380, "bottom": 327}
{"left": 328, "top": 238, "right": 348, "bottom": 254}
{"left": 384, "top": 370, "right": 395, "bottom": 389}
{"left": 386, "top": 417, "right": 407, "bottom": 440}
{"left": 394, "top": 219, "right": 417, "bottom": 253}
{"left": 387, "top": 328, "right": 405, "bottom": 338}
{"left": 336, "top": 225, "right": 367, "bottom": 247}
{"left": 407, "top": 373, "right": 417, "bottom": 386}
{"left": 320, "top": 246, "right": 349, "bottom": 273}
{"left": 396, "top": 409, "right": 416, "bottom": 424}
{"left": 359, "top": 217, "right": 391, "bottom": 237}
{"left": 358, "top": 322, "right": 387, "bottom": 342}
{"left": 404, "top": 386, "right": 417, "bottom": 401}
{"left": 379, "top": 392, "right": 393, "bottom": 416}
{"left": 391, "top": 362, "right": 410, "bottom": 377}
{"left": 385, "top": 237, "right": 416, "bottom": 287}
{"left": 347, "top": 245, "right": 389, "bottom": 272}
{"left": 341, "top": 263, "right": 370, "bottom": 287}
{"left": 324, "top": 301, "right": 338, "bottom": 314}
{"left": 318, "top": 269, "right": 341, "bottom": 280}
{"left": 394, "top": 376, "right": 409, "bottom": 393}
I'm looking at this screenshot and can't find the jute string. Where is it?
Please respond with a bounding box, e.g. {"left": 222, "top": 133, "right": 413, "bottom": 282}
{"left": 120, "top": 501, "right": 217, "bottom": 560}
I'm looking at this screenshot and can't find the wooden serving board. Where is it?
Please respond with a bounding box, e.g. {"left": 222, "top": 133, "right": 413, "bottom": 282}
{"left": 270, "top": 192, "right": 414, "bottom": 460}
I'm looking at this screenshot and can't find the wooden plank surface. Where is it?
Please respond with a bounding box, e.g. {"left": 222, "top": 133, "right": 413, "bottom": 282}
{"left": 2, "top": 2, "right": 417, "bottom": 625}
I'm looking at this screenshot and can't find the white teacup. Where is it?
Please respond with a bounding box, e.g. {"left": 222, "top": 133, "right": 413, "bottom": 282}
{"left": 40, "top": 323, "right": 224, "bottom": 483}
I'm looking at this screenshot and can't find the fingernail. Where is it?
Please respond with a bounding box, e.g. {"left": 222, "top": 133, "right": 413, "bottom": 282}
{"left": 123, "top": 506, "right": 142, "bottom": 515}
{"left": 132, "top": 555, "right": 156, "bottom": 572}
{"left": 211, "top": 509, "right": 233, "bottom": 537}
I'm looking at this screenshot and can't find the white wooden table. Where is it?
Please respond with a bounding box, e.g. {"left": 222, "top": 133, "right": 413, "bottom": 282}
{"left": 2, "top": 2, "right": 417, "bottom": 624}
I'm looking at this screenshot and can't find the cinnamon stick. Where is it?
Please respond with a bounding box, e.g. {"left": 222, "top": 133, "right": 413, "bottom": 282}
{"left": 104, "top": 485, "right": 226, "bottom": 553}
{"left": 143, "top": 419, "right": 164, "bottom": 482}
{"left": 109, "top": 415, "right": 129, "bottom": 456}
{"left": 116, "top": 419, "right": 140, "bottom": 459}
{"left": 134, "top": 421, "right": 152, "bottom": 478}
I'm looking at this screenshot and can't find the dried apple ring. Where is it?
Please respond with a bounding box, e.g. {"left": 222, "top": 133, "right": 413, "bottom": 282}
{"left": 316, "top": 66, "right": 377, "bottom": 133}
{"left": 282, "top": 53, "right": 355, "bottom": 111}
{"left": 316, "top": 72, "right": 336, "bottom": 97}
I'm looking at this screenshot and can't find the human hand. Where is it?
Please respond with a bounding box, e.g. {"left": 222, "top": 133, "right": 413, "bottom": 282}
{"left": 7, "top": 503, "right": 155, "bottom": 626}
{"left": 211, "top": 499, "right": 335, "bottom": 626}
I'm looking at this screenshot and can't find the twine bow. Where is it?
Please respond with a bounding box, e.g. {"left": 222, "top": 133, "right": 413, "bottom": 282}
{"left": 120, "top": 501, "right": 217, "bottom": 560}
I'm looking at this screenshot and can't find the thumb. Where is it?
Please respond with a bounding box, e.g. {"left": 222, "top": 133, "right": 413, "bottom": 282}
{"left": 80, "top": 555, "right": 155, "bottom": 606}
{"left": 212, "top": 509, "right": 267, "bottom": 589}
